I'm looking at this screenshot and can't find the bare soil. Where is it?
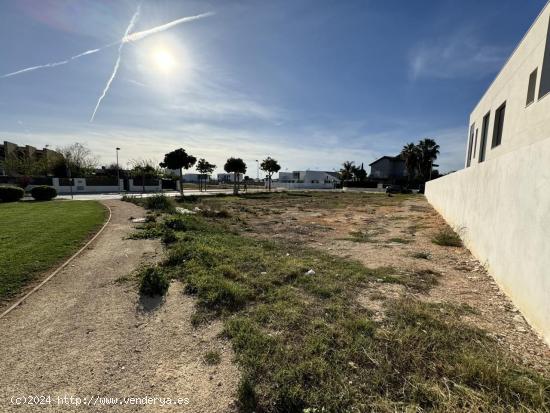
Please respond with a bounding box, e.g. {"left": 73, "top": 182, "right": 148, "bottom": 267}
{"left": 0, "top": 200, "right": 238, "bottom": 412}
{"left": 228, "top": 192, "right": 550, "bottom": 373}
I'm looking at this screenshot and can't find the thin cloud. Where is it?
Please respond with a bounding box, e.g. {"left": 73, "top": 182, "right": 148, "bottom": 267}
{"left": 409, "top": 29, "right": 509, "bottom": 80}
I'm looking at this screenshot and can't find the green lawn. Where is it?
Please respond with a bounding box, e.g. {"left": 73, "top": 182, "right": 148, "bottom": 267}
{"left": 0, "top": 200, "right": 107, "bottom": 300}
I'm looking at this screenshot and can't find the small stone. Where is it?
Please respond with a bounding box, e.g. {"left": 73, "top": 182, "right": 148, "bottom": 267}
{"left": 306, "top": 269, "right": 316, "bottom": 276}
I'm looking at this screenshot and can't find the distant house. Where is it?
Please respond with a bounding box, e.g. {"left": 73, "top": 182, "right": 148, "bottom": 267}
{"left": 0, "top": 140, "right": 62, "bottom": 176}
{"left": 217, "top": 172, "right": 244, "bottom": 183}
{"left": 369, "top": 155, "right": 407, "bottom": 181}
{"left": 274, "top": 170, "right": 338, "bottom": 189}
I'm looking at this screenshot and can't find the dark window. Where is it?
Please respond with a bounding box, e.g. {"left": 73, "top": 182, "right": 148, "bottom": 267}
{"left": 492, "top": 102, "right": 506, "bottom": 148}
{"left": 467, "top": 123, "right": 475, "bottom": 167}
{"left": 539, "top": 17, "right": 550, "bottom": 99}
{"left": 473, "top": 128, "right": 478, "bottom": 158}
{"left": 479, "top": 112, "right": 490, "bottom": 162}
{"left": 527, "top": 68, "right": 538, "bottom": 105}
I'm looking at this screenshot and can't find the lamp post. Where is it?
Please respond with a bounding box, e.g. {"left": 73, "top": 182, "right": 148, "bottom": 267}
{"left": 116, "top": 147, "right": 121, "bottom": 193}
{"left": 255, "top": 160, "right": 259, "bottom": 181}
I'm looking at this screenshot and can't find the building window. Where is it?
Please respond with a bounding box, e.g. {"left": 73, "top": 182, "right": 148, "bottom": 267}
{"left": 473, "top": 128, "right": 478, "bottom": 158}
{"left": 466, "top": 123, "right": 475, "bottom": 167}
{"left": 492, "top": 102, "right": 506, "bottom": 148}
{"left": 538, "top": 17, "right": 550, "bottom": 99}
{"left": 479, "top": 112, "right": 490, "bottom": 163}
{"left": 527, "top": 68, "right": 538, "bottom": 106}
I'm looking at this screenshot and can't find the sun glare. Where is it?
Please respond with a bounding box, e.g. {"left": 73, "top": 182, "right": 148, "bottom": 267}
{"left": 153, "top": 49, "right": 176, "bottom": 72}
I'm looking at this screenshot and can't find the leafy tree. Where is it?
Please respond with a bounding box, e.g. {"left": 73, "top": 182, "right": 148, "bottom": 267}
{"left": 55, "top": 142, "right": 98, "bottom": 177}
{"left": 159, "top": 148, "right": 197, "bottom": 195}
{"left": 260, "top": 157, "right": 281, "bottom": 191}
{"left": 417, "top": 138, "right": 440, "bottom": 182}
{"left": 196, "top": 158, "right": 216, "bottom": 192}
{"left": 353, "top": 163, "right": 367, "bottom": 182}
{"left": 400, "top": 143, "right": 421, "bottom": 184}
{"left": 3, "top": 153, "right": 50, "bottom": 177}
{"left": 339, "top": 161, "right": 355, "bottom": 182}
{"left": 130, "top": 159, "right": 161, "bottom": 193}
{"left": 224, "top": 157, "right": 247, "bottom": 195}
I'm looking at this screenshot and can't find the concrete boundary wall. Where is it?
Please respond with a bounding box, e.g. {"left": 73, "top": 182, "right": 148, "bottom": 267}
{"left": 426, "top": 137, "right": 550, "bottom": 345}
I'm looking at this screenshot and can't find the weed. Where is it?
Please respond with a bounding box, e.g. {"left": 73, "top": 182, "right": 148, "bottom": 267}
{"left": 412, "top": 251, "right": 430, "bottom": 259}
{"left": 432, "top": 227, "right": 462, "bottom": 247}
{"left": 139, "top": 266, "right": 169, "bottom": 297}
{"left": 145, "top": 195, "right": 174, "bottom": 212}
{"left": 388, "top": 237, "right": 411, "bottom": 244}
{"left": 164, "top": 216, "right": 187, "bottom": 231}
{"left": 203, "top": 350, "right": 221, "bottom": 365}
{"left": 161, "top": 229, "right": 177, "bottom": 245}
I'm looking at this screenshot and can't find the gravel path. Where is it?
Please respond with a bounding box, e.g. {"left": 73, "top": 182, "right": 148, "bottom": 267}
{"left": 0, "top": 200, "right": 238, "bottom": 412}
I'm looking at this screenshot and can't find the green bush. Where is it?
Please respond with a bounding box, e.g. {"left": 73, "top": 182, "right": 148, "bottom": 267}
{"left": 145, "top": 195, "right": 174, "bottom": 212}
{"left": 164, "top": 216, "right": 187, "bottom": 231}
{"left": 31, "top": 185, "right": 57, "bottom": 201}
{"left": 0, "top": 185, "right": 24, "bottom": 202}
{"left": 139, "top": 266, "right": 169, "bottom": 296}
{"left": 432, "top": 227, "right": 462, "bottom": 247}
{"left": 161, "top": 229, "right": 178, "bottom": 245}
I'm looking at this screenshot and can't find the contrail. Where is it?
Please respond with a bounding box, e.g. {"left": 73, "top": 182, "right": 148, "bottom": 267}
{"left": 0, "top": 10, "right": 214, "bottom": 80}
{"left": 0, "top": 48, "right": 103, "bottom": 78}
{"left": 89, "top": 5, "right": 141, "bottom": 122}
{"left": 123, "top": 11, "right": 214, "bottom": 43}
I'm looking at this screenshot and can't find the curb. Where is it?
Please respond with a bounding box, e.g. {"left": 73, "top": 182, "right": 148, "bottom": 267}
{"left": 0, "top": 203, "right": 113, "bottom": 320}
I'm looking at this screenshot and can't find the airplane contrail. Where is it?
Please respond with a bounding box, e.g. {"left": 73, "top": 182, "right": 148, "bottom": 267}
{"left": 89, "top": 5, "right": 141, "bottom": 122}
{"left": 0, "top": 10, "right": 214, "bottom": 80}
{"left": 123, "top": 11, "right": 214, "bottom": 43}
{"left": 0, "top": 48, "right": 103, "bottom": 78}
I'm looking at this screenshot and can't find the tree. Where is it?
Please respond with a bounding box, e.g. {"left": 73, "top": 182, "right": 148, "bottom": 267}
{"left": 56, "top": 142, "right": 98, "bottom": 177}
{"left": 159, "top": 148, "right": 197, "bottom": 196}
{"left": 339, "top": 161, "right": 355, "bottom": 183}
{"left": 224, "top": 157, "right": 247, "bottom": 195}
{"left": 353, "top": 163, "right": 367, "bottom": 182}
{"left": 195, "top": 158, "right": 216, "bottom": 192}
{"left": 400, "top": 143, "right": 420, "bottom": 185}
{"left": 130, "top": 159, "right": 161, "bottom": 193}
{"left": 260, "top": 157, "right": 281, "bottom": 191}
{"left": 417, "top": 138, "right": 440, "bottom": 182}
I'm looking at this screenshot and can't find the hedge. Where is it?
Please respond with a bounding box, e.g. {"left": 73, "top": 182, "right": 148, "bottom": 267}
{"left": 31, "top": 185, "right": 57, "bottom": 201}
{"left": 0, "top": 185, "right": 24, "bottom": 202}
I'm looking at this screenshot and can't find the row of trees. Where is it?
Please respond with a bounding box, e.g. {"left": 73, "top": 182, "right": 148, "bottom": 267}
{"left": 400, "top": 138, "right": 440, "bottom": 184}
{"left": 159, "top": 148, "right": 282, "bottom": 195}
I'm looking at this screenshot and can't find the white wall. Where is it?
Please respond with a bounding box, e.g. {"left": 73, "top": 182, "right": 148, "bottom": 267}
{"left": 466, "top": 3, "right": 550, "bottom": 166}
{"left": 426, "top": 136, "right": 550, "bottom": 345}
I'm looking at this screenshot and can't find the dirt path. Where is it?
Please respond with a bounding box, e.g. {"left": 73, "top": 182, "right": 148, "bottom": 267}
{"left": 0, "top": 200, "right": 238, "bottom": 412}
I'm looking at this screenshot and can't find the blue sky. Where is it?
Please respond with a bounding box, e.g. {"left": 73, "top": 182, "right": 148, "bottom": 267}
{"left": 0, "top": 0, "right": 547, "bottom": 175}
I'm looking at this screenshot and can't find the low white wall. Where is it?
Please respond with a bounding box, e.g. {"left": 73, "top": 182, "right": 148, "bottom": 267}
{"left": 52, "top": 178, "right": 123, "bottom": 194}
{"left": 273, "top": 182, "right": 336, "bottom": 190}
{"left": 128, "top": 179, "right": 161, "bottom": 192}
{"left": 426, "top": 137, "right": 550, "bottom": 345}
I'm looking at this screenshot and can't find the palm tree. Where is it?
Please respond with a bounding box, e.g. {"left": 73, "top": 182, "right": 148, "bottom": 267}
{"left": 417, "top": 138, "right": 440, "bottom": 182}
{"left": 400, "top": 143, "right": 420, "bottom": 185}
{"left": 339, "top": 161, "right": 355, "bottom": 183}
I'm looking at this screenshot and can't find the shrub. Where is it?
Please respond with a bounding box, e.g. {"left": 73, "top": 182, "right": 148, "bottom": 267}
{"left": 161, "top": 229, "right": 178, "bottom": 245}
{"left": 31, "top": 185, "right": 57, "bottom": 201}
{"left": 145, "top": 195, "right": 174, "bottom": 212}
{"left": 0, "top": 185, "right": 24, "bottom": 202}
{"left": 203, "top": 350, "right": 221, "bottom": 365}
{"left": 139, "top": 266, "right": 169, "bottom": 296}
{"left": 164, "top": 216, "right": 187, "bottom": 231}
{"left": 432, "top": 228, "right": 462, "bottom": 247}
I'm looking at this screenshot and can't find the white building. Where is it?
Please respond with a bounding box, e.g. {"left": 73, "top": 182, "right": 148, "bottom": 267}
{"left": 426, "top": 3, "right": 550, "bottom": 344}
{"left": 217, "top": 172, "right": 244, "bottom": 183}
{"left": 274, "top": 170, "right": 339, "bottom": 189}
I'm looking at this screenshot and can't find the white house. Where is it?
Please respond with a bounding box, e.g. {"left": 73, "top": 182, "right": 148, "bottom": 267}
{"left": 217, "top": 172, "right": 244, "bottom": 183}
{"left": 426, "top": 2, "right": 550, "bottom": 344}
{"left": 274, "top": 170, "right": 339, "bottom": 189}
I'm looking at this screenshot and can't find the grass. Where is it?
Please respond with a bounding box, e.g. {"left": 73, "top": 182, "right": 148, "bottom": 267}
{"left": 0, "top": 200, "right": 106, "bottom": 300}
{"left": 127, "top": 192, "right": 550, "bottom": 412}
{"left": 412, "top": 251, "right": 431, "bottom": 260}
{"left": 432, "top": 227, "right": 463, "bottom": 247}
{"left": 204, "top": 350, "right": 221, "bottom": 365}
{"left": 387, "top": 237, "right": 411, "bottom": 244}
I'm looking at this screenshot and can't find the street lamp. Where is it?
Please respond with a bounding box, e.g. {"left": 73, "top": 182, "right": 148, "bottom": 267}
{"left": 116, "top": 147, "right": 121, "bottom": 193}
{"left": 255, "top": 160, "right": 259, "bottom": 181}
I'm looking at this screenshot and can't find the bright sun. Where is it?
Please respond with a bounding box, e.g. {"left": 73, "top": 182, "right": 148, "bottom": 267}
{"left": 153, "top": 49, "right": 176, "bottom": 72}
